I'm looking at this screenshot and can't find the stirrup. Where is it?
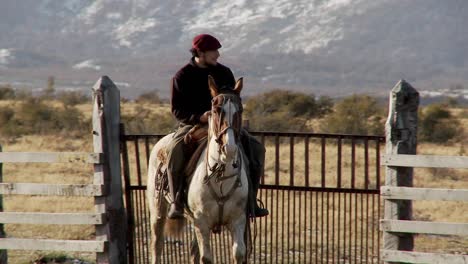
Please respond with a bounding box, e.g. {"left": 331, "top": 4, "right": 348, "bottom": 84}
{"left": 250, "top": 199, "right": 269, "bottom": 218}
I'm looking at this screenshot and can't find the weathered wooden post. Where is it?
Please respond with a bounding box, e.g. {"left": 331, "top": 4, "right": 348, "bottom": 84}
{"left": 92, "top": 76, "right": 127, "bottom": 263}
{"left": 0, "top": 145, "right": 7, "bottom": 263}
{"left": 383, "top": 79, "right": 419, "bottom": 263}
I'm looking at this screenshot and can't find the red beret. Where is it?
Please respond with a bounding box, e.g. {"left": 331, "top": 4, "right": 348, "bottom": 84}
{"left": 192, "top": 34, "right": 222, "bottom": 52}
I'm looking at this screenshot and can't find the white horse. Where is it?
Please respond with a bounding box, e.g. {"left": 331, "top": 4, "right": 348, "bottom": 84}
{"left": 147, "top": 76, "right": 249, "bottom": 264}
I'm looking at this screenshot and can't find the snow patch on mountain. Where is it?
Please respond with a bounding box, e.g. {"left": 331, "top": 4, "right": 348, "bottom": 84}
{"left": 420, "top": 88, "right": 468, "bottom": 100}
{"left": 78, "top": 0, "right": 105, "bottom": 25}
{"left": 73, "top": 59, "right": 101, "bottom": 70}
{"left": 38, "top": 0, "right": 93, "bottom": 18}
{"left": 107, "top": 12, "right": 122, "bottom": 20}
{"left": 113, "top": 17, "right": 158, "bottom": 47}
{"left": 0, "top": 49, "right": 13, "bottom": 65}
{"left": 182, "top": 0, "right": 369, "bottom": 54}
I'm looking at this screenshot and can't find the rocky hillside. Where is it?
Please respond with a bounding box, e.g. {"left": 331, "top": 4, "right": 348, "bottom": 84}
{"left": 0, "top": 0, "right": 467, "bottom": 98}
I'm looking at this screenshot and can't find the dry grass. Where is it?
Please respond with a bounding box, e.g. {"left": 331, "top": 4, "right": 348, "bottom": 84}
{"left": 0, "top": 103, "right": 467, "bottom": 263}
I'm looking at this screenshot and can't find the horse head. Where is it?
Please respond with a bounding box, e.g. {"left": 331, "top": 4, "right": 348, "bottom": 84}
{"left": 208, "top": 75, "right": 243, "bottom": 163}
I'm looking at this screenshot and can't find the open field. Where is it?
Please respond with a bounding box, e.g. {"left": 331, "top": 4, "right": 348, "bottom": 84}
{"left": 0, "top": 102, "right": 467, "bottom": 263}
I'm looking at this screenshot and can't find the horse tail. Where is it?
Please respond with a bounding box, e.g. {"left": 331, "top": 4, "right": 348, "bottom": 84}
{"left": 164, "top": 217, "right": 186, "bottom": 237}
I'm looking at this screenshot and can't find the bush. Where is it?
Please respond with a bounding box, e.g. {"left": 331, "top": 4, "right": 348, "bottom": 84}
{"left": 0, "top": 84, "right": 15, "bottom": 100}
{"left": 320, "top": 94, "right": 384, "bottom": 135}
{"left": 0, "top": 106, "right": 20, "bottom": 136}
{"left": 41, "top": 76, "right": 56, "bottom": 99}
{"left": 245, "top": 111, "right": 307, "bottom": 132}
{"left": 0, "top": 98, "right": 88, "bottom": 137}
{"left": 122, "top": 106, "right": 176, "bottom": 134}
{"left": 419, "top": 104, "right": 461, "bottom": 143}
{"left": 56, "top": 90, "right": 90, "bottom": 106}
{"left": 244, "top": 90, "right": 333, "bottom": 131}
{"left": 14, "top": 89, "right": 34, "bottom": 100}
{"left": 135, "top": 90, "right": 162, "bottom": 104}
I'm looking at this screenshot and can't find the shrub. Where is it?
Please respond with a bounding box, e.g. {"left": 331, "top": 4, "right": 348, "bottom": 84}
{"left": 0, "top": 84, "right": 15, "bottom": 100}
{"left": 122, "top": 106, "right": 176, "bottom": 134}
{"left": 245, "top": 111, "right": 307, "bottom": 132}
{"left": 0, "top": 106, "right": 20, "bottom": 136}
{"left": 135, "top": 90, "right": 162, "bottom": 104}
{"left": 56, "top": 90, "right": 90, "bottom": 106}
{"left": 121, "top": 96, "right": 130, "bottom": 103}
{"left": 0, "top": 106, "right": 14, "bottom": 123}
{"left": 14, "top": 89, "right": 34, "bottom": 100}
{"left": 42, "top": 75, "right": 56, "bottom": 99}
{"left": 244, "top": 90, "right": 333, "bottom": 132}
{"left": 0, "top": 98, "right": 88, "bottom": 137}
{"left": 419, "top": 104, "right": 461, "bottom": 143}
{"left": 320, "top": 94, "right": 384, "bottom": 135}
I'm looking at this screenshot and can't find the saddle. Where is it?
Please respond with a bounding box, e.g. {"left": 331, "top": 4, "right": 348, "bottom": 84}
{"left": 155, "top": 125, "right": 208, "bottom": 195}
{"left": 183, "top": 124, "right": 208, "bottom": 179}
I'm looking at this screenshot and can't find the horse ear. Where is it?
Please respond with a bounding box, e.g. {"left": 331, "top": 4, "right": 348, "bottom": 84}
{"left": 208, "top": 75, "right": 219, "bottom": 97}
{"left": 233, "top": 77, "right": 243, "bottom": 94}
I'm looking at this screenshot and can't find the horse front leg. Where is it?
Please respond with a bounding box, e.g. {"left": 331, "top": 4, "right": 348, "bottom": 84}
{"left": 149, "top": 192, "right": 168, "bottom": 264}
{"left": 229, "top": 216, "right": 247, "bottom": 264}
{"left": 193, "top": 221, "right": 213, "bottom": 264}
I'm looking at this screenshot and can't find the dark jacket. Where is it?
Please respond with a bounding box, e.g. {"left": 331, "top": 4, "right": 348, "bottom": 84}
{"left": 171, "top": 57, "right": 235, "bottom": 125}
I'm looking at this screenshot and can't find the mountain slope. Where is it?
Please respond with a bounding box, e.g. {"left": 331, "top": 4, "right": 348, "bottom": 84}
{"left": 0, "top": 0, "right": 467, "bottom": 98}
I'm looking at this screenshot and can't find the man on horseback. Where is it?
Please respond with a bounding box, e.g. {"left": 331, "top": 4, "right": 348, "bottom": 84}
{"left": 166, "top": 33, "right": 269, "bottom": 219}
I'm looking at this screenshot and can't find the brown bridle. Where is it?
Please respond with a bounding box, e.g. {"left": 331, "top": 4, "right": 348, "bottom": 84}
{"left": 210, "top": 93, "right": 243, "bottom": 153}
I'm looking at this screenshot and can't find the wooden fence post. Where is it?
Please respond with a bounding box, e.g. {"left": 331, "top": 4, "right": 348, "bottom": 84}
{"left": 92, "top": 76, "right": 127, "bottom": 263}
{"left": 0, "top": 145, "right": 7, "bottom": 263}
{"left": 383, "top": 79, "right": 419, "bottom": 262}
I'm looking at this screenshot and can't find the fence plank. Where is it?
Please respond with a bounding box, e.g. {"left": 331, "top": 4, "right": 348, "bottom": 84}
{"left": 0, "top": 238, "right": 105, "bottom": 252}
{"left": 380, "top": 220, "right": 468, "bottom": 236}
{"left": 381, "top": 186, "right": 468, "bottom": 201}
{"left": 382, "top": 250, "right": 468, "bottom": 264}
{"left": 0, "top": 183, "right": 105, "bottom": 196}
{"left": 382, "top": 154, "right": 468, "bottom": 169}
{"left": 0, "top": 212, "right": 106, "bottom": 225}
{"left": 0, "top": 152, "right": 103, "bottom": 164}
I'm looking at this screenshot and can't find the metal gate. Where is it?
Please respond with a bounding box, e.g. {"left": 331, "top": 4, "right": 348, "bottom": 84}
{"left": 120, "top": 129, "right": 384, "bottom": 263}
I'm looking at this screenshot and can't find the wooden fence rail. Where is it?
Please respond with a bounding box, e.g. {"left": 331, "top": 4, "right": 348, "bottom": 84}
{"left": 0, "top": 152, "right": 103, "bottom": 164}
{"left": 0, "top": 76, "right": 127, "bottom": 264}
{"left": 0, "top": 183, "right": 106, "bottom": 196}
{"left": 381, "top": 80, "right": 468, "bottom": 264}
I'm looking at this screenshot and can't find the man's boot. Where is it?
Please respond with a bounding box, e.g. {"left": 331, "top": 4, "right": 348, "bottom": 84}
{"left": 241, "top": 131, "right": 269, "bottom": 218}
{"left": 167, "top": 170, "right": 184, "bottom": 219}
{"left": 249, "top": 166, "right": 269, "bottom": 218}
